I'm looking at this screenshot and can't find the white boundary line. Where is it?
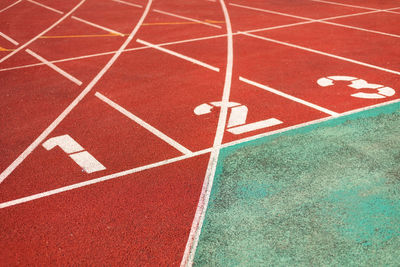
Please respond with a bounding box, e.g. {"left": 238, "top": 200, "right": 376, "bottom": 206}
{"left": 25, "top": 49, "right": 83, "bottom": 85}
{"left": 180, "top": 0, "right": 233, "bottom": 266}
{"left": 95, "top": 92, "right": 192, "bottom": 155}
{"left": 0, "top": 0, "right": 22, "bottom": 13}
{"left": 153, "top": 8, "right": 222, "bottom": 29}
{"left": 0, "top": 31, "right": 19, "bottom": 45}
{"left": 0, "top": 0, "right": 87, "bottom": 63}
{"left": 71, "top": 16, "right": 124, "bottom": 36}
{"left": 1, "top": 98, "right": 398, "bottom": 210}
{"left": 1, "top": 7, "right": 394, "bottom": 73}
{"left": 111, "top": 0, "right": 142, "bottom": 9}
{"left": 239, "top": 77, "right": 339, "bottom": 116}
{"left": 0, "top": 0, "right": 153, "bottom": 184}
{"left": 137, "top": 39, "right": 220, "bottom": 72}
{"left": 240, "top": 31, "right": 400, "bottom": 76}
{"left": 26, "top": 0, "right": 64, "bottom": 14}
{"left": 311, "top": 0, "right": 400, "bottom": 15}
{"left": 230, "top": 3, "right": 400, "bottom": 39}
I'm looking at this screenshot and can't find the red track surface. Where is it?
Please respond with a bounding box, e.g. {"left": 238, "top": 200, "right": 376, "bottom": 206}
{"left": 1, "top": 0, "right": 399, "bottom": 265}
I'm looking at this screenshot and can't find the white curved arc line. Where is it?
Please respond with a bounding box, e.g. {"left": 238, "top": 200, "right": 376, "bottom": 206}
{"left": 180, "top": 0, "right": 233, "bottom": 266}
{"left": 0, "top": 0, "right": 86, "bottom": 63}
{"left": 0, "top": 0, "right": 153, "bottom": 183}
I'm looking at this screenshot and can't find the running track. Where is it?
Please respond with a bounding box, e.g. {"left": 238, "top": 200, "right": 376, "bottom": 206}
{"left": 1, "top": 0, "right": 399, "bottom": 265}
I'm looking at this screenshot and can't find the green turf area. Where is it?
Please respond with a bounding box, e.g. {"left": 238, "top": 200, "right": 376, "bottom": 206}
{"left": 194, "top": 102, "right": 400, "bottom": 266}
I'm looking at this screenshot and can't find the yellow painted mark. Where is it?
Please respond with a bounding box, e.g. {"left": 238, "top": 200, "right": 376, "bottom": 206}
{"left": 0, "top": 46, "right": 15, "bottom": 51}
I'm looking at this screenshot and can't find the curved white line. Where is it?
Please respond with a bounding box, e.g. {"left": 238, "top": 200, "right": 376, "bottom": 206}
{"left": 180, "top": 0, "right": 234, "bottom": 266}
{"left": 0, "top": 0, "right": 87, "bottom": 63}
{"left": 0, "top": 0, "right": 153, "bottom": 183}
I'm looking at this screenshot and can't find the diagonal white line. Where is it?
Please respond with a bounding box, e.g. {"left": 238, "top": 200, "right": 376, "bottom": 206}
{"left": 71, "top": 16, "right": 124, "bottom": 36}
{"left": 239, "top": 77, "right": 339, "bottom": 116}
{"left": 0, "top": 0, "right": 22, "bottom": 13}
{"left": 137, "top": 39, "right": 220, "bottom": 72}
{"left": 25, "top": 49, "right": 82, "bottom": 85}
{"left": 0, "top": 31, "right": 19, "bottom": 45}
{"left": 111, "top": 0, "right": 142, "bottom": 8}
{"left": 26, "top": 0, "right": 64, "bottom": 14}
{"left": 240, "top": 31, "right": 400, "bottom": 76}
{"left": 0, "top": 0, "right": 153, "bottom": 184}
{"left": 0, "top": 0, "right": 86, "bottom": 63}
{"left": 95, "top": 92, "right": 192, "bottom": 155}
{"left": 311, "top": 0, "right": 400, "bottom": 15}
{"left": 153, "top": 8, "right": 222, "bottom": 29}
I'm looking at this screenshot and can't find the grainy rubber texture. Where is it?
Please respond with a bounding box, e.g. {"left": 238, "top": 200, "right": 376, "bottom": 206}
{"left": 194, "top": 102, "right": 400, "bottom": 266}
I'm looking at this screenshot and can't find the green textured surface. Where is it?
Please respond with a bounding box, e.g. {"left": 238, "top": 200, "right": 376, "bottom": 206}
{"left": 194, "top": 102, "right": 400, "bottom": 266}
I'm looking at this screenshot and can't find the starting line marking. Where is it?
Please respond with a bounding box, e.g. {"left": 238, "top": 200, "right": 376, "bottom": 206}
{"left": 71, "top": 16, "right": 125, "bottom": 36}
{"left": 111, "top": 0, "right": 142, "bottom": 9}
{"left": 153, "top": 8, "right": 222, "bottom": 29}
{"left": 137, "top": 39, "right": 220, "bottom": 72}
{"left": 95, "top": 92, "right": 193, "bottom": 155}
{"left": 25, "top": 49, "right": 83, "bottom": 86}
{"left": 239, "top": 77, "right": 339, "bottom": 116}
{"left": 0, "top": 31, "right": 19, "bottom": 45}
{"left": 311, "top": 0, "right": 400, "bottom": 15}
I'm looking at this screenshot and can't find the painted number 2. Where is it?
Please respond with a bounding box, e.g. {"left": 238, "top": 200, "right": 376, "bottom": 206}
{"left": 194, "top": 101, "right": 282, "bottom": 135}
{"left": 42, "top": 135, "right": 106, "bottom": 173}
{"left": 317, "top": 76, "right": 395, "bottom": 99}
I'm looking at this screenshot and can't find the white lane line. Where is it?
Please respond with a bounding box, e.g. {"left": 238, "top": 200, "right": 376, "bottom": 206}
{"left": 153, "top": 9, "right": 222, "bottom": 29}
{"left": 71, "top": 16, "right": 124, "bottom": 36}
{"left": 26, "top": 0, "right": 64, "bottom": 14}
{"left": 311, "top": 0, "right": 400, "bottom": 15}
{"left": 240, "top": 32, "right": 400, "bottom": 76}
{"left": 137, "top": 39, "right": 220, "bottom": 72}
{"left": 239, "top": 77, "right": 339, "bottom": 116}
{"left": 0, "top": 0, "right": 22, "bottom": 13}
{"left": 25, "top": 49, "right": 82, "bottom": 86}
{"left": 0, "top": 0, "right": 86, "bottom": 63}
{"left": 0, "top": 31, "right": 19, "bottom": 45}
{"left": 181, "top": 0, "right": 233, "bottom": 266}
{"left": 1, "top": 98, "right": 398, "bottom": 210}
{"left": 0, "top": 7, "right": 388, "bottom": 72}
{"left": 111, "top": 0, "right": 142, "bottom": 8}
{"left": 230, "top": 3, "right": 400, "bottom": 39}
{"left": 95, "top": 92, "right": 192, "bottom": 155}
{"left": 0, "top": 0, "right": 153, "bottom": 184}
{"left": 0, "top": 148, "right": 212, "bottom": 209}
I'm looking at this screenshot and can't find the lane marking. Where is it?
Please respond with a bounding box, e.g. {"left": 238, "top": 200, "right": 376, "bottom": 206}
{"left": 0, "top": 0, "right": 22, "bottom": 13}
{"left": 153, "top": 9, "right": 222, "bottom": 29}
{"left": 239, "top": 77, "right": 339, "bottom": 116}
{"left": 95, "top": 92, "right": 192, "bottom": 155}
{"left": 137, "top": 39, "right": 220, "bottom": 72}
{"left": 25, "top": 49, "right": 83, "bottom": 86}
{"left": 2, "top": 98, "right": 398, "bottom": 210}
{"left": 230, "top": 3, "right": 400, "bottom": 39}
{"left": 311, "top": 0, "right": 400, "bottom": 15}
{"left": 71, "top": 16, "right": 124, "bottom": 36}
{"left": 0, "top": 31, "right": 19, "bottom": 45}
{"left": 26, "top": 0, "right": 64, "bottom": 14}
{"left": 142, "top": 20, "right": 224, "bottom": 26}
{"left": 0, "top": 148, "right": 212, "bottom": 209}
{"left": 1, "top": 7, "right": 392, "bottom": 72}
{"left": 181, "top": 0, "right": 233, "bottom": 265}
{"left": 0, "top": 0, "right": 86, "bottom": 63}
{"left": 0, "top": 47, "right": 15, "bottom": 51}
{"left": 111, "top": 0, "right": 142, "bottom": 8}
{"left": 240, "top": 32, "right": 400, "bottom": 76}
{"left": 0, "top": 0, "right": 153, "bottom": 184}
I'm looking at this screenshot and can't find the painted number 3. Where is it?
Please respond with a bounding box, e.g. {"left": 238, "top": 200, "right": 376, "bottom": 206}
{"left": 317, "top": 76, "right": 395, "bottom": 99}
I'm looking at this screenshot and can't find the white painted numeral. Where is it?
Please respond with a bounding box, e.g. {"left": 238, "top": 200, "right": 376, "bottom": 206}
{"left": 317, "top": 76, "right": 395, "bottom": 99}
{"left": 43, "top": 134, "right": 106, "bottom": 173}
{"left": 194, "top": 101, "right": 283, "bottom": 135}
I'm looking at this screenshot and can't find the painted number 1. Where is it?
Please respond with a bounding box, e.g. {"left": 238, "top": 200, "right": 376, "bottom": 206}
{"left": 42, "top": 134, "right": 106, "bottom": 173}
